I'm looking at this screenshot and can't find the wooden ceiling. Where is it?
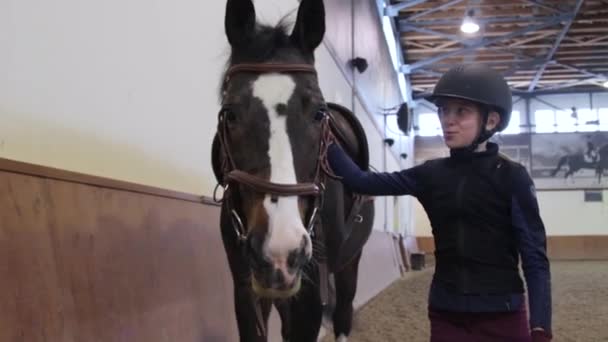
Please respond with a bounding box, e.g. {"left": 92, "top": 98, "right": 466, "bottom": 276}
{"left": 389, "top": 0, "right": 608, "bottom": 96}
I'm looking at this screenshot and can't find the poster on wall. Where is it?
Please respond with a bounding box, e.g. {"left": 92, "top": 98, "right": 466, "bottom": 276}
{"left": 531, "top": 132, "right": 608, "bottom": 189}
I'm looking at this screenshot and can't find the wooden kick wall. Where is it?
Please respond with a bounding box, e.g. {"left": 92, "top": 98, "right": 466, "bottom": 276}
{"left": 0, "top": 157, "right": 403, "bottom": 341}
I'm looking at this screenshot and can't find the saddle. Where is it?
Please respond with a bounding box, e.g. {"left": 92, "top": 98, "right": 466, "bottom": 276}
{"left": 323, "top": 103, "right": 373, "bottom": 272}
{"left": 325, "top": 102, "right": 369, "bottom": 171}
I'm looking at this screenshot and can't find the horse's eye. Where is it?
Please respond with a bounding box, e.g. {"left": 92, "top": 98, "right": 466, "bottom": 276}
{"left": 225, "top": 109, "right": 237, "bottom": 123}
{"left": 314, "top": 109, "right": 326, "bottom": 121}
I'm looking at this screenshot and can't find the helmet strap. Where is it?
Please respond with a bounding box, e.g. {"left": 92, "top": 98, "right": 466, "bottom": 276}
{"left": 464, "top": 106, "right": 495, "bottom": 152}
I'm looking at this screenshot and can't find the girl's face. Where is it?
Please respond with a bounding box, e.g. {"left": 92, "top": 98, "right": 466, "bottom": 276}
{"left": 436, "top": 98, "right": 498, "bottom": 149}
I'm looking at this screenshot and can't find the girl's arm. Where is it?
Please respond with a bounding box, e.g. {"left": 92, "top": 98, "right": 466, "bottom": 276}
{"left": 510, "top": 164, "right": 552, "bottom": 341}
{"left": 327, "top": 143, "right": 426, "bottom": 197}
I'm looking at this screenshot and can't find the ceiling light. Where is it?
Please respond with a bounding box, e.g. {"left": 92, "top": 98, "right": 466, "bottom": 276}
{"left": 461, "top": 16, "right": 479, "bottom": 33}
{"left": 603, "top": 80, "right": 608, "bottom": 88}
{"left": 461, "top": 9, "right": 479, "bottom": 34}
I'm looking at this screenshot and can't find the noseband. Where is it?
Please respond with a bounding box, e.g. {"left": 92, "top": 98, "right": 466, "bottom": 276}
{"left": 215, "top": 63, "right": 336, "bottom": 242}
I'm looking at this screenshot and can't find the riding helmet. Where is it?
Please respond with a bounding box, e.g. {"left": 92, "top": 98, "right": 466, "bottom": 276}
{"left": 425, "top": 63, "right": 512, "bottom": 132}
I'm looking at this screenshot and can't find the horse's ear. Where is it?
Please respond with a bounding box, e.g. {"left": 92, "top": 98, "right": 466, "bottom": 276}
{"left": 290, "top": 0, "right": 325, "bottom": 53}
{"left": 225, "top": 0, "right": 256, "bottom": 47}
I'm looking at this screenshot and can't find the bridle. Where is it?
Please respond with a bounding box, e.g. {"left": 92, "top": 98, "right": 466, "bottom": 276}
{"left": 213, "top": 62, "right": 341, "bottom": 337}
{"left": 214, "top": 62, "right": 337, "bottom": 243}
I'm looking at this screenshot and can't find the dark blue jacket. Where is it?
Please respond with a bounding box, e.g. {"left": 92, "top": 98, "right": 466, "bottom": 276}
{"left": 328, "top": 142, "right": 552, "bottom": 333}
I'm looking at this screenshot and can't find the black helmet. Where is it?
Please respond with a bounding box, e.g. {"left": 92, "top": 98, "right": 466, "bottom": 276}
{"left": 426, "top": 63, "right": 512, "bottom": 132}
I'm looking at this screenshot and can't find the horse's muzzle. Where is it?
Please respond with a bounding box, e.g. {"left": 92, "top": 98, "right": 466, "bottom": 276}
{"left": 251, "top": 271, "right": 302, "bottom": 299}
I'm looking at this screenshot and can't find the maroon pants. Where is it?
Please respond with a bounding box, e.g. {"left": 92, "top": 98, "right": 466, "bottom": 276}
{"left": 429, "top": 308, "right": 531, "bottom": 342}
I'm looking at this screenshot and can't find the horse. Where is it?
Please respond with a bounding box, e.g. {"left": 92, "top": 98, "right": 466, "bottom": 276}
{"left": 550, "top": 153, "right": 597, "bottom": 179}
{"left": 211, "top": 0, "right": 374, "bottom": 341}
{"left": 550, "top": 144, "right": 608, "bottom": 183}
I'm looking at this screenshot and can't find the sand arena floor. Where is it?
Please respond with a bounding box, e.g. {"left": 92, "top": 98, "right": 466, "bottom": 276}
{"left": 322, "top": 261, "right": 608, "bottom": 342}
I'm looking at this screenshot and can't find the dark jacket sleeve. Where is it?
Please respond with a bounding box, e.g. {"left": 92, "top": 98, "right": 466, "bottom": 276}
{"left": 327, "top": 143, "right": 425, "bottom": 197}
{"left": 510, "top": 164, "right": 552, "bottom": 335}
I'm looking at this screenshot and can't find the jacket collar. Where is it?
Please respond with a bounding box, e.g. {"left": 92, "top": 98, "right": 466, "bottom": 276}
{"left": 449, "top": 142, "right": 499, "bottom": 160}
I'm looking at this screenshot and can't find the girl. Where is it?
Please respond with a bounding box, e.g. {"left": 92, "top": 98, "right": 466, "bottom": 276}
{"left": 327, "top": 63, "right": 552, "bottom": 342}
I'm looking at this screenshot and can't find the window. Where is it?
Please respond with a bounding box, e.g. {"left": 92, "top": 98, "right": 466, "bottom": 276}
{"left": 534, "top": 109, "right": 555, "bottom": 133}
{"left": 417, "top": 112, "right": 442, "bottom": 136}
{"left": 534, "top": 108, "right": 597, "bottom": 133}
{"left": 554, "top": 110, "right": 577, "bottom": 132}
{"left": 576, "top": 108, "right": 599, "bottom": 132}
{"left": 502, "top": 111, "right": 521, "bottom": 134}
{"left": 600, "top": 108, "right": 608, "bottom": 131}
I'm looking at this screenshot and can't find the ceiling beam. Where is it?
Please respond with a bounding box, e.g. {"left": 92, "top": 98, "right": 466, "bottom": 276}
{"left": 414, "top": 77, "right": 600, "bottom": 86}
{"left": 401, "top": 15, "right": 571, "bottom": 73}
{"left": 399, "top": 14, "right": 571, "bottom": 27}
{"left": 405, "top": 0, "right": 465, "bottom": 21}
{"left": 513, "top": 87, "right": 608, "bottom": 96}
{"left": 433, "top": 41, "right": 460, "bottom": 50}
{"left": 405, "top": 42, "right": 608, "bottom": 53}
{"left": 407, "top": 41, "right": 436, "bottom": 49}
{"left": 376, "top": 0, "right": 415, "bottom": 105}
{"left": 400, "top": 23, "right": 464, "bottom": 42}
{"left": 414, "top": 69, "right": 444, "bottom": 77}
{"left": 538, "top": 77, "right": 604, "bottom": 91}
{"left": 405, "top": 54, "right": 607, "bottom": 93}
{"left": 521, "top": 0, "right": 567, "bottom": 14}
{"left": 385, "top": 0, "right": 429, "bottom": 17}
{"left": 402, "top": 27, "right": 608, "bottom": 40}
{"left": 404, "top": 30, "right": 568, "bottom": 51}
{"left": 415, "top": 60, "right": 534, "bottom": 68}
{"left": 554, "top": 61, "right": 608, "bottom": 80}
{"left": 463, "top": 46, "right": 607, "bottom": 80}
{"left": 582, "top": 36, "right": 608, "bottom": 45}
{"left": 508, "top": 32, "right": 556, "bottom": 47}
{"left": 559, "top": 55, "right": 608, "bottom": 61}
{"left": 528, "top": 0, "right": 585, "bottom": 91}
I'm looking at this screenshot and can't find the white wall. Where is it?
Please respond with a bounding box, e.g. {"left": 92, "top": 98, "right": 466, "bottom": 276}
{"left": 0, "top": 0, "right": 411, "bottom": 233}
{"left": 413, "top": 199, "right": 431, "bottom": 237}
{"left": 537, "top": 191, "right": 608, "bottom": 235}
{"left": 1, "top": 0, "right": 225, "bottom": 194}
{"left": 353, "top": 95, "right": 410, "bottom": 232}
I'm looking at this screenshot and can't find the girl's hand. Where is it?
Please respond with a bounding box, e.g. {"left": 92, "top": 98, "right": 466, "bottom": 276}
{"left": 531, "top": 328, "right": 552, "bottom": 342}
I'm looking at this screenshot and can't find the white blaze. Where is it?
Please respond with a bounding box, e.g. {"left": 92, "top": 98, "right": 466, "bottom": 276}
{"left": 252, "top": 75, "right": 313, "bottom": 277}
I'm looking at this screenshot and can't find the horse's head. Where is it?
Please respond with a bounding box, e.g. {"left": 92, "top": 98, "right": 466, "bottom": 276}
{"left": 216, "top": 0, "right": 327, "bottom": 298}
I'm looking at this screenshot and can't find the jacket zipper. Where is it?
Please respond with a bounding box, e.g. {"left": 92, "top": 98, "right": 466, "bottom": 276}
{"left": 456, "top": 175, "right": 469, "bottom": 293}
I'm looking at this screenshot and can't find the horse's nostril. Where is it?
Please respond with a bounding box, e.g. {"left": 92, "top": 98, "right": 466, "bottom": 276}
{"left": 272, "top": 268, "right": 285, "bottom": 285}
{"left": 287, "top": 250, "right": 298, "bottom": 269}
{"left": 287, "top": 245, "right": 308, "bottom": 270}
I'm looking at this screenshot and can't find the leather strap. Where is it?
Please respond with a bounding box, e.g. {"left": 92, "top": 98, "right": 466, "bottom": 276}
{"left": 225, "top": 63, "right": 317, "bottom": 81}
{"left": 225, "top": 170, "right": 320, "bottom": 196}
